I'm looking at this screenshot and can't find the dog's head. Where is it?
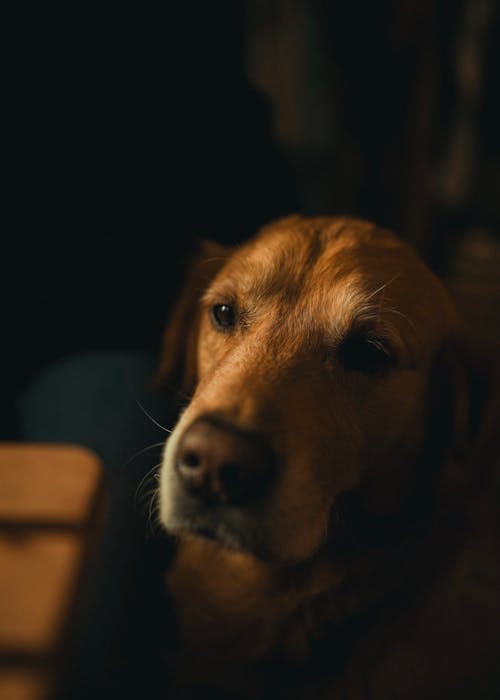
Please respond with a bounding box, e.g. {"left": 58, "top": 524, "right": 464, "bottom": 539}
{"left": 158, "top": 216, "right": 469, "bottom": 563}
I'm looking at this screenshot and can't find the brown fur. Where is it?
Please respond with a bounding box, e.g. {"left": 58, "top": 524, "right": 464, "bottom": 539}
{"left": 158, "top": 216, "right": 500, "bottom": 698}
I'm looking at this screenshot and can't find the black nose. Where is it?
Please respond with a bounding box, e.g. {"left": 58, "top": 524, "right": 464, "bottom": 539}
{"left": 175, "top": 417, "right": 276, "bottom": 506}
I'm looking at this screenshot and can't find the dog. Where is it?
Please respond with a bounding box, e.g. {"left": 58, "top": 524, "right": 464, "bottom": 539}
{"left": 157, "top": 215, "right": 500, "bottom": 698}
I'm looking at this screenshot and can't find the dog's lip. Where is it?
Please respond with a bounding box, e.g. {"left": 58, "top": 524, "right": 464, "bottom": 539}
{"left": 194, "top": 525, "right": 218, "bottom": 542}
{"left": 188, "top": 516, "right": 244, "bottom": 547}
{"left": 173, "top": 508, "right": 267, "bottom": 556}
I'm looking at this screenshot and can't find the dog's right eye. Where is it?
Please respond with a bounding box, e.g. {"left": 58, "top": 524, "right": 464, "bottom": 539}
{"left": 211, "top": 304, "right": 236, "bottom": 330}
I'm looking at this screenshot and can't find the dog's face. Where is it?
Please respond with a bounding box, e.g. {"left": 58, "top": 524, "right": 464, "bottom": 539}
{"left": 159, "top": 216, "right": 461, "bottom": 563}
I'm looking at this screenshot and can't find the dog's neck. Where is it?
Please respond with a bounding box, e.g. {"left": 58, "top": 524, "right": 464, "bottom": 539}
{"left": 165, "top": 496, "right": 465, "bottom": 693}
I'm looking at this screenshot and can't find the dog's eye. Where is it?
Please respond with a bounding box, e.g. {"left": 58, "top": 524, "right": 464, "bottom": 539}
{"left": 338, "top": 334, "right": 396, "bottom": 375}
{"left": 211, "top": 304, "right": 236, "bottom": 330}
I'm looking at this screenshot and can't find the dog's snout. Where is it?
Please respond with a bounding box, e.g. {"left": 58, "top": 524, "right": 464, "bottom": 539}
{"left": 175, "top": 418, "right": 276, "bottom": 506}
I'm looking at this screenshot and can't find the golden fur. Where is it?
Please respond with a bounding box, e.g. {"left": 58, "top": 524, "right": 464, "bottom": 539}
{"left": 157, "top": 216, "right": 500, "bottom": 698}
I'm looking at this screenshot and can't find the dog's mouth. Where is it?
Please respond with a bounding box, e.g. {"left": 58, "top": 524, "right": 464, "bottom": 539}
{"left": 194, "top": 525, "right": 218, "bottom": 542}
{"left": 169, "top": 505, "right": 273, "bottom": 560}
{"left": 189, "top": 517, "right": 252, "bottom": 552}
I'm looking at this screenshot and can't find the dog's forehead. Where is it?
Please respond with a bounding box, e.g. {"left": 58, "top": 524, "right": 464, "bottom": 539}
{"left": 224, "top": 217, "right": 441, "bottom": 303}
{"left": 210, "top": 217, "right": 460, "bottom": 357}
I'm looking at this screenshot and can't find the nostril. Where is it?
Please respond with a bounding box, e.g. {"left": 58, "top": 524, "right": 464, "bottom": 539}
{"left": 181, "top": 451, "right": 201, "bottom": 469}
{"left": 218, "top": 460, "right": 272, "bottom": 504}
{"left": 218, "top": 462, "right": 241, "bottom": 491}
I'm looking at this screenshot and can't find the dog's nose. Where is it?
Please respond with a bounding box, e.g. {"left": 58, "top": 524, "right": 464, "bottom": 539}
{"left": 175, "top": 418, "right": 276, "bottom": 506}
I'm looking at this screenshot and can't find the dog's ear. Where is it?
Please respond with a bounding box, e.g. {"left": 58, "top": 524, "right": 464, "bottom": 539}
{"left": 155, "top": 239, "right": 231, "bottom": 393}
{"left": 431, "top": 334, "right": 497, "bottom": 495}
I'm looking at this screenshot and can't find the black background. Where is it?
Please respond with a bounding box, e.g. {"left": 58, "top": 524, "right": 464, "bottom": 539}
{"left": 3, "top": 3, "right": 299, "bottom": 437}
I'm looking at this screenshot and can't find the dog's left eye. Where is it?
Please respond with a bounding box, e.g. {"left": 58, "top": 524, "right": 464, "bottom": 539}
{"left": 211, "top": 304, "right": 236, "bottom": 330}
{"left": 338, "top": 333, "right": 396, "bottom": 375}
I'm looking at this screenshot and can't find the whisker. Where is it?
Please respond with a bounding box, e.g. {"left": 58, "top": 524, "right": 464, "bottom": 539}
{"left": 121, "top": 441, "right": 166, "bottom": 471}
{"left": 137, "top": 490, "right": 160, "bottom": 519}
{"left": 135, "top": 399, "right": 171, "bottom": 433}
{"left": 136, "top": 480, "right": 161, "bottom": 498}
{"left": 364, "top": 274, "right": 401, "bottom": 303}
{"left": 134, "top": 461, "right": 162, "bottom": 504}
{"left": 173, "top": 389, "right": 193, "bottom": 404}
{"left": 135, "top": 481, "right": 159, "bottom": 508}
{"left": 376, "top": 286, "right": 387, "bottom": 326}
{"left": 384, "top": 307, "right": 417, "bottom": 331}
{"left": 200, "top": 256, "right": 228, "bottom": 266}
{"left": 147, "top": 488, "right": 161, "bottom": 536}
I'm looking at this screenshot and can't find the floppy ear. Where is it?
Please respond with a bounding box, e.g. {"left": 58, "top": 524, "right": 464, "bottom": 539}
{"left": 155, "top": 239, "right": 231, "bottom": 393}
{"left": 430, "top": 334, "right": 497, "bottom": 495}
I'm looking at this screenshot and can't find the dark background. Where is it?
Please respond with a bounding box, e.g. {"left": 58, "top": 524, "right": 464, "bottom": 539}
{"left": 3, "top": 0, "right": 500, "bottom": 438}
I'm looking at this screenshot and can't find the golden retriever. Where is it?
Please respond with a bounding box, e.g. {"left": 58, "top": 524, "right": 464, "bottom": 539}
{"left": 157, "top": 216, "right": 500, "bottom": 698}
